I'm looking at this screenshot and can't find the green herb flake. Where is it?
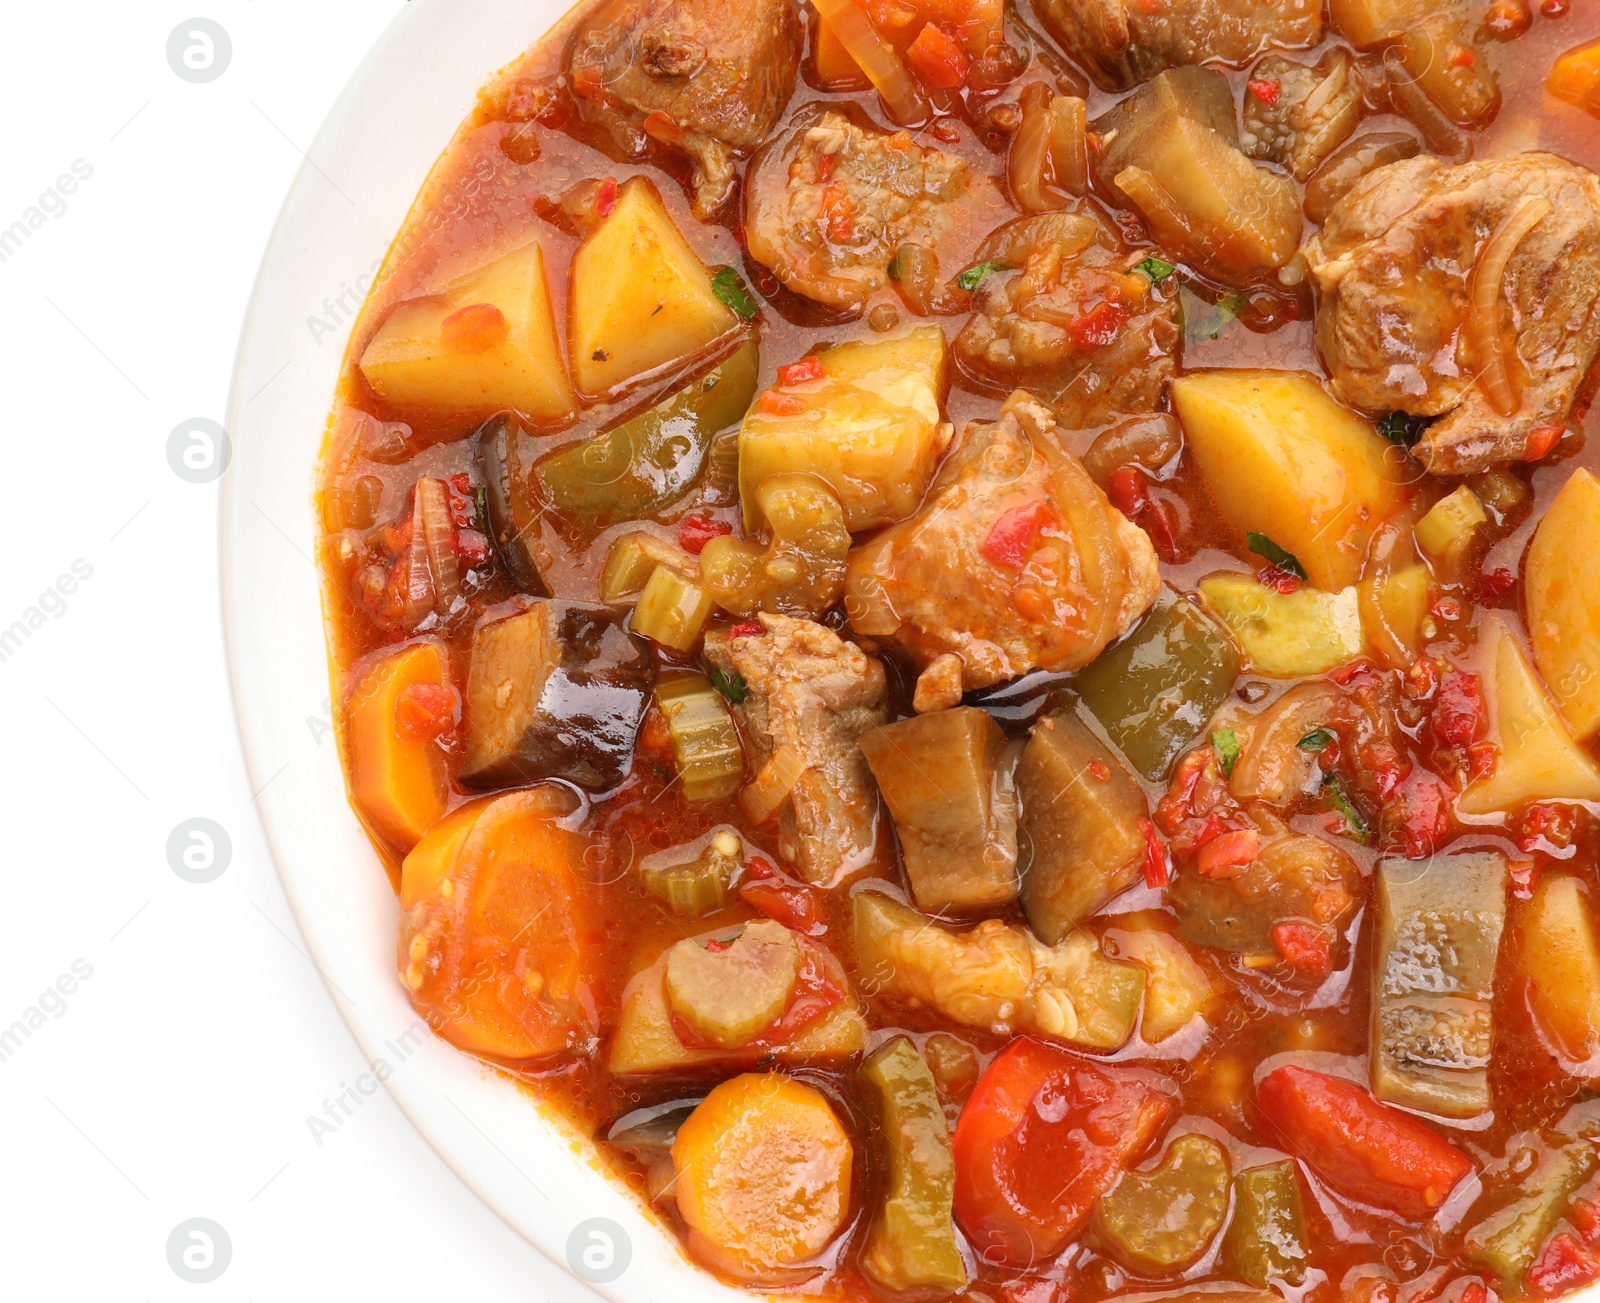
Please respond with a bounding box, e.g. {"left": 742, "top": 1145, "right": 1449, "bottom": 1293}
{"left": 1135, "top": 256, "right": 1176, "bottom": 284}
{"left": 710, "top": 668, "right": 749, "bottom": 704}
{"left": 1212, "top": 728, "right": 1242, "bottom": 777}
{"left": 474, "top": 485, "right": 490, "bottom": 534}
{"left": 1180, "top": 286, "right": 1244, "bottom": 342}
{"left": 1246, "top": 531, "right": 1309, "bottom": 580}
{"left": 710, "top": 266, "right": 759, "bottom": 320}
{"left": 887, "top": 249, "right": 904, "bottom": 281}
{"left": 958, "top": 260, "right": 1009, "bottom": 291}
{"left": 1322, "top": 772, "right": 1371, "bottom": 841}
{"left": 1377, "top": 411, "right": 1422, "bottom": 446}
{"left": 651, "top": 302, "right": 665, "bottom": 317}
{"left": 1297, "top": 727, "right": 1336, "bottom": 752}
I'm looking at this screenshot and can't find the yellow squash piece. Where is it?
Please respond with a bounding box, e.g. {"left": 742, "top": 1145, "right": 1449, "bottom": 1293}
{"left": 1414, "top": 485, "right": 1488, "bottom": 575}
{"left": 1199, "top": 573, "right": 1366, "bottom": 677}
{"left": 1459, "top": 618, "right": 1600, "bottom": 814}
{"left": 568, "top": 178, "right": 738, "bottom": 396}
{"left": 347, "top": 640, "right": 451, "bottom": 852}
{"left": 1172, "top": 370, "right": 1410, "bottom": 591}
{"left": 1520, "top": 875, "right": 1600, "bottom": 1066}
{"left": 1104, "top": 924, "right": 1221, "bottom": 1042}
{"left": 738, "top": 327, "right": 952, "bottom": 532}
{"left": 1527, "top": 468, "right": 1600, "bottom": 741}
{"left": 359, "top": 240, "right": 574, "bottom": 425}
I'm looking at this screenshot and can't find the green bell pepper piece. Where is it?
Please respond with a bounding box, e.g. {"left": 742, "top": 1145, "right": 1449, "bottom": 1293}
{"left": 1468, "top": 1142, "right": 1596, "bottom": 1287}
{"left": 1096, "top": 1132, "right": 1230, "bottom": 1273}
{"left": 1224, "top": 1159, "right": 1309, "bottom": 1287}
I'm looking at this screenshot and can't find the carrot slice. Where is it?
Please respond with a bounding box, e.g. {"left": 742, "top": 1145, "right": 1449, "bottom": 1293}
{"left": 347, "top": 640, "right": 451, "bottom": 852}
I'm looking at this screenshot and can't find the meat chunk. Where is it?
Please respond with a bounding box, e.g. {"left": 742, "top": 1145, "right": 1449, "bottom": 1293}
{"left": 844, "top": 393, "right": 1160, "bottom": 693}
{"left": 567, "top": 0, "right": 801, "bottom": 218}
{"left": 953, "top": 211, "right": 1180, "bottom": 427}
{"left": 1036, "top": 0, "right": 1320, "bottom": 91}
{"left": 1240, "top": 48, "right": 1363, "bottom": 182}
{"left": 745, "top": 107, "right": 971, "bottom": 313}
{"left": 1306, "top": 153, "right": 1600, "bottom": 474}
{"left": 703, "top": 614, "right": 888, "bottom": 883}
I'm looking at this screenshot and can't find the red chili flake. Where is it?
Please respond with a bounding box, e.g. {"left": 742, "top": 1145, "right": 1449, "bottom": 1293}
{"left": 1108, "top": 464, "right": 1149, "bottom": 517}
{"left": 1467, "top": 741, "right": 1499, "bottom": 781}
{"left": 1069, "top": 301, "right": 1130, "bottom": 350}
{"left": 1248, "top": 77, "right": 1282, "bottom": 105}
{"left": 777, "top": 356, "right": 826, "bottom": 387}
{"left": 1448, "top": 44, "right": 1477, "bottom": 67}
{"left": 1480, "top": 567, "right": 1518, "bottom": 602}
{"left": 1404, "top": 657, "right": 1440, "bottom": 700}
{"left": 1520, "top": 802, "right": 1579, "bottom": 853}
{"left": 1572, "top": 1197, "right": 1600, "bottom": 1245}
{"left": 1432, "top": 667, "right": 1486, "bottom": 747}
{"left": 1526, "top": 423, "right": 1565, "bottom": 461}
{"left": 758, "top": 389, "right": 806, "bottom": 416}
{"left": 1088, "top": 759, "right": 1112, "bottom": 782}
{"left": 678, "top": 513, "right": 733, "bottom": 554}
{"left": 1329, "top": 659, "right": 1377, "bottom": 687}
{"left": 1272, "top": 920, "right": 1331, "bottom": 979}
{"left": 1257, "top": 563, "right": 1303, "bottom": 594}
{"left": 1528, "top": 1233, "right": 1600, "bottom": 1297}
{"left": 1385, "top": 769, "right": 1454, "bottom": 859}
{"left": 595, "top": 176, "right": 619, "bottom": 217}
{"left": 704, "top": 935, "right": 732, "bottom": 953}
{"left": 396, "top": 682, "right": 457, "bottom": 737}
{"left": 449, "top": 473, "right": 473, "bottom": 494}
{"left": 1195, "top": 827, "right": 1260, "bottom": 880}
{"left": 1140, "top": 817, "right": 1170, "bottom": 888}
{"left": 981, "top": 499, "right": 1059, "bottom": 572}
{"left": 815, "top": 151, "right": 836, "bottom": 183}
{"left": 456, "top": 529, "right": 491, "bottom": 566}
{"left": 819, "top": 183, "right": 854, "bottom": 242}
{"left": 729, "top": 620, "right": 765, "bottom": 639}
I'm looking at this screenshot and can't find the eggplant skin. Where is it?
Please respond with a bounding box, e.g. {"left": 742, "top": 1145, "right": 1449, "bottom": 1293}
{"left": 461, "top": 599, "right": 653, "bottom": 791}
{"left": 475, "top": 413, "right": 549, "bottom": 597}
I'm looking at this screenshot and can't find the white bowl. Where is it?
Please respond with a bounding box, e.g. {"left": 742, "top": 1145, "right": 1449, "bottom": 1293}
{"left": 221, "top": 3, "right": 745, "bottom": 1298}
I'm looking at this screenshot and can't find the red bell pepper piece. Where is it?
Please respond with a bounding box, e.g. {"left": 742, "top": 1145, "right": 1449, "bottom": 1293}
{"left": 1529, "top": 1233, "right": 1600, "bottom": 1297}
{"left": 982, "top": 500, "right": 1058, "bottom": 572}
{"left": 1140, "top": 817, "right": 1170, "bottom": 888}
{"left": 678, "top": 513, "right": 733, "bottom": 554}
{"left": 1068, "top": 301, "right": 1129, "bottom": 350}
{"left": 1432, "top": 667, "right": 1485, "bottom": 747}
{"left": 953, "top": 1037, "right": 1172, "bottom": 1266}
{"left": 906, "top": 22, "right": 969, "bottom": 89}
{"left": 1271, "top": 920, "right": 1331, "bottom": 978}
{"left": 1256, "top": 1065, "right": 1472, "bottom": 1219}
{"left": 739, "top": 879, "right": 828, "bottom": 936}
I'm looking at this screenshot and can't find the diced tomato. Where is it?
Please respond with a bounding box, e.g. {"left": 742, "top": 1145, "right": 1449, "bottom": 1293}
{"left": 1257, "top": 563, "right": 1303, "bottom": 594}
{"left": 678, "top": 513, "right": 733, "bottom": 554}
{"left": 449, "top": 472, "right": 474, "bottom": 495}
{"left": 1466, "top": 742, "right": 1498, "bottom": 781}
{"left": 441, "top": 302, "right": 509, "bottom": 354}
{"left": 906, "top": 22, "right": 969, "bottom": 89}
{"left": 1480, "top": 567, "right": 1518, "bottom": 602}
{"left": 729, "top": 620, "right": 765, "bottom": 639}
{"left": 815, "top": 151, "right": 836, "bottom": 183}
{"left": 819, "top": 183, "right": 854, "bottom": 242}
{"left": 1195, "top": 828, "right": 1259, "bottom": 880}
{"left": 952, "top": 1037, "right": 1174, "bottom": 1266}
{"left": 1141, "top": 817, "right": 1171, "bottom": 888}
{"left": 758, "top": 388, "right": 807, "bottom": 416}
{"left": 1432, "top": 667, "right": 1485, "bottom": 747}
{"left": 1272, "top": 920, "right": 1331, "bottom": 978}
{"left": 1248, "top": 77, "right": 1281, "bottom": 104}
{"left": 1404, "top": 657, "right": 1440, "bottom": 701}
{"left": 1329, "top": 659, "right": 1378, "bottom": 688}
{"left": 1069, "top": 301, "right": 1130, "bottom": 350}
{"left": 982, "top": 500, "right": 1059, "bottom": 571}
{"left": 595, "top": 175, "right": 619, "bottom": 216}
{"left": 1572, "top": 1196, "right": 1600, "bottom": 1245}
{"left": 1520, "top": 802, "right": 1580, "bottom": 853}
{"left": 777, "top": 356, "right": 825, "bottom": 387}
{"left": 1529, "top": 1233, "right": 1600, "bottom": 1297}
{"left": 1384, "top": 769, "right": 1454, "bottom": 860}
{"left": 1108, "top": 465, "right": 1148, "bottom": 517}
{"left": 396, "top": 682, "right": 457, "bottom": 738}
{"left": 1088, "top": 759, "right": 1112, "bottom": 782}
{"left": 1255, "top": 1065, "right": 1473, "bottom": 1219}
{"left": 740, "top": 879, "right": 828, "bottom": 936}
{"left": 1459, "top": 1283, "right": 1492, "bottom": 1303}
{"left": 1525, "top": 423, "right": 1565, "bottom": 461}
{"left": 455, "top": 529, "right": 491, "bottom": 566}
{"left": 1448, "top": 44, "right": 1477, "bottom": 68}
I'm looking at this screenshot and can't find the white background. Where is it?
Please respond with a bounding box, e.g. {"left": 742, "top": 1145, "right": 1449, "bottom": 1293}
{"left": 0, "top": 4, "right": 600, "bottom": 1298}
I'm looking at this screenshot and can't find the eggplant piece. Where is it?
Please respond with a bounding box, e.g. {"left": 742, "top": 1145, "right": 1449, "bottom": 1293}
{"left": 475, "top": 413, "right": 549, "bottom": 595}
{"left": 858, "top": 707, "right": 1020, "bottom": 914}
{"left": 1073, "top": 588, "right": 1239, "bottom": 782}
{"left": 1017, "top": 710, "right": 1147, "bottom": 944}
{"left": 1095, "top": 67, "right": 1241, "bottom": 168}
{"left": 1371, "top": 852, "right": 1507, "bottom": 1119}
{"left": 534, "top": 341, "right": 758, "bottom": 524}
{"left": 461, "top": 599, "right": 653, "bottom": 790}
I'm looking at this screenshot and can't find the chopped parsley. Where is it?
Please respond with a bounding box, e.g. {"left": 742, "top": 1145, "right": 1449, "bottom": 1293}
{"left": 1377, "top": 411, "right": 1425, "bottom": 447}
{"left": 474, "top": 485, "right": 490, "bottom": 534}
{"left": 957, "top": 260, "right": 1009, "bottom": 291}
{"left": 1322, "top": 772, "right": 1371, "bottom": 841}
{"left": 1212, "top": 728, "right": 1242, "bottom": 777}
{"left": 710, "top": 266, "right": 759, "bottom": 320}
{"left": 1180, "top": 286, "right": 1244, "bottom": 342}
{"left": 1134, "top": 256, "right": 1176, "bottom": 284}
{"left": 1297, "top": 727, "right": 1336, "bottom": 752}
{"left": 1246, "top": 532, "right": 1309, "bottom": 581}
{"left": 710, "top": 668, "right": 749, "bottom": 704}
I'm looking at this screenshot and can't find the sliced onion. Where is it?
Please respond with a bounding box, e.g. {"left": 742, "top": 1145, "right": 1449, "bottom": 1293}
{"left": 1303, "top": 57, "right": 1348, "bottom": 121}
{"left": 811, "top": 0, "right": 927, "bottom": 125}
{"left": 398, "top": 512, "right": 435, "bottom": 628}
{"left": 739, "top": 745, "right": 805, "bottom": 825}
{"left": 1047, "top": 95, "right": 1089, "bottom": 197}
{"left": 416, "top": 476, "right": 463, "bottom": 619}
{"left": 1008, "top": 83, "right": 1059, "bottom": 213}
{"left": 1465, "top": 194, "right": 1551, "bottom": 418}
{"left": 1229, "top": 682, "right": 1351, "bottom": 805}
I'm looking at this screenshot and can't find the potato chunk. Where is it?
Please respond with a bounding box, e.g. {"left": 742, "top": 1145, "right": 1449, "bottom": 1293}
{"left": 1520, "top": 875, "right": 1600, "bottom": 1067}
{"left": 858, "top": 707, "right": 1020, "bottom": 913}
{"left": 568, "top": 178, "right": 738, "bottom": 396}
{"left": 1172, "top": 370, "right": 1410, "bottom": 591}
{"left": 1199, "top": 573, "right": 1366, "bottom": 678}
{"left": 360, "top": 240, "right": 574, "bottom": 426}
{"left": 1458, "top": 618, "right": 1600, "bottom": 814}
{"left": 1527, "top": 468, "right": 1600, "bottom": 741}
{"left": 738, "top": 327, "right": 951, "bottom": 532}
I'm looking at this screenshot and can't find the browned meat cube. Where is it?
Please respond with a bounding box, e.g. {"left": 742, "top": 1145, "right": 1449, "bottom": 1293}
{"left": 858, "top": 707, "right": 1020, "bottom": 914}
{"left": 461, "top": 600, "right": 652, "bottom": 790}
{"left": 844, "top": 393, "right": 1159, "bottom": 694}
{"left": 1037, "top": 0, "right": 1320, "bottom": 91}
{"left": 1306, "top": 153, "right": 1600, "bottom": 474}
{"left": 744, "top": 107, "right": 975, "bottom": 313}
{"left": 566, "top": 0, "right": 801, "bottom": 218}
{"left": 1240, "top": 49, "right": 1363, "bottom": 182}
{"left": 1017, "top": 710, "right": 1148, "bottom": 944}
{"left": 704, "top": 614, "right": 888, "bottom": 883}
{"left": 953, "top": 211, "right": 1180, "bottom": 429}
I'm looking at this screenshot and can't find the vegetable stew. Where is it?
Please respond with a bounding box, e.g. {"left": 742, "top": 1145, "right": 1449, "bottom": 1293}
{"left": 318, "top": 0, "right": 1600, "bottom": 1299}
